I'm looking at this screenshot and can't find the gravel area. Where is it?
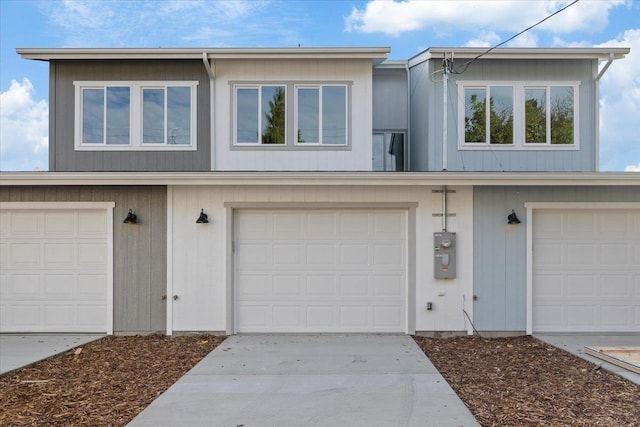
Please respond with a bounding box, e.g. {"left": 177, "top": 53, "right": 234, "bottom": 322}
{"left": 2, "top": 334, "right": 638, "bottom": 426}
{"left": 413, "top": 335, "right": 640, "bottom": 427}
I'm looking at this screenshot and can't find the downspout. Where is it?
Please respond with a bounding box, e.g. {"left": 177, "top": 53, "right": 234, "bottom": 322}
{"left": 594, "top": 53, "right": 615, "bottom": 172}
{"left": 442, "top": 55, "right": 449, "bottom": 171}
{"left": 202, "top": 53, "right": 216, "bottom": 170}
{"left": 405, "top": 62, "right": 411, "bottom": 171}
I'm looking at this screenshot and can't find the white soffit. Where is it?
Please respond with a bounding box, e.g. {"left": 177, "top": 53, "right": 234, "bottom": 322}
{"left": 1, "top": 172, "right": 639, "bottom": 187}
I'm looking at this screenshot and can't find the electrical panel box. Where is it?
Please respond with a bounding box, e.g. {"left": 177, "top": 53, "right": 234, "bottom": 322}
{"left": 434, "top": 232, "right": 456, "bottom": 279}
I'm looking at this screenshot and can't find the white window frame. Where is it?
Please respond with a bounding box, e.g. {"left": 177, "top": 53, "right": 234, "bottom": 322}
{"left": 74, "top": 81, "right": 198, "bottom": 151}
{"left": 457, "top": 81, "right": 580, "bottom": 150}
{"left": 233, "top": 84, "right": 287, "bottom": 146}
{"left": 294, "top": 84, "right": 348, "bottom": 146}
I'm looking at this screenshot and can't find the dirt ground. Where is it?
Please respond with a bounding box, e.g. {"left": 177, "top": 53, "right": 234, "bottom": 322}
{"left": 1, "top": 334, "right": 638, "bottom": 426}
{"left": 414, "top": 335, "right": 640, "bottom": 427}
{"left": 0, "top": 335, "right": 224, "bottom": 427}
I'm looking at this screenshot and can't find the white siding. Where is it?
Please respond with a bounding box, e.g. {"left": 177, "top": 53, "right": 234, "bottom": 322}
{"left": 213, "top": 59, "right": 373, "bottom": 171}
{"left": 168, "top": 185, "right": 473, "bottom": 333}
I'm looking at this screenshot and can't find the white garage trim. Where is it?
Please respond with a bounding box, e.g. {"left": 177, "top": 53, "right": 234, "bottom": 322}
{"left": 1, "top": 202, "right": 115, "bottom": 334}
{"left": 225, "top": 202, "right": 417, "bottom": 334}
{"left": 525, "top": 202, "right": 640, "bottom": 334}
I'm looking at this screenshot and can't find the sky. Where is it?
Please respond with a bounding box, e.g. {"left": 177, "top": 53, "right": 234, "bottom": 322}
{"left": 1, "top": 0, "right": 639, "bottom": 171}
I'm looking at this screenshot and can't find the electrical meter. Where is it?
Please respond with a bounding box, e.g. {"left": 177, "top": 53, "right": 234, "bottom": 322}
{"left": 434, "top": 232, "right": 456, "bottom": 279}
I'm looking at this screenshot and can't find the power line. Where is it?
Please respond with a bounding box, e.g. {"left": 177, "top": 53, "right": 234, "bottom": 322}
{"left": 451, "top": 0, "right": 580, "bottom": 75}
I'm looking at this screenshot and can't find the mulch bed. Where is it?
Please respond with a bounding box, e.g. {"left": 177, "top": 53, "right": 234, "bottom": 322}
{"left": 413, "top": 335, "right": 640, "bottom": 427}
{"left": 0, "top": 335, "right": 225, "bottom": 427}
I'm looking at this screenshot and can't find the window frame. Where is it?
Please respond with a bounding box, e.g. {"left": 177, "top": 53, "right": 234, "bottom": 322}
{"left": 74, "top": 81, "right": 198, "bottom": 151}
{"left": 233, "top": 84, "right": 288, "bottom": 146}
{"left": 457, "top": 81, "right": 580, "bottom": 150}
{"left": 294, "top": 84, "right": 349, "bottom": 147}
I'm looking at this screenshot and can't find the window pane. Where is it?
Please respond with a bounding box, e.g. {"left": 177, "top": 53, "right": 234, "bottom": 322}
{"left": 297, "top": 88, "right": 319, "bottom": 143}
{"left": 261, "top": 86, "right": 285, "bottom": 144}
{"left": 106, "top": 87, "right": 130, "bottom": 144}
{"left": 322, "top": 86, "right": 346, "bottom": 145}
{"left": 489, "top": 86, "right": 513, "bottom": 144}
{"left": 237, "top": 88, "right": 259, "bottom": 143}
{"left": 464, "top": 88, "right": 486, "bottom": 143}
{"left": 167, "top": 87, "right": 191, "bottom": 145}
{"left": 389, "top": 132, "right": 404, "bottom": 171}
{"left": 82, "top": 89, "right": 104, "bottom": 144}
{"left": 550, "top": 86, "right": 574, "bottom": 144}
{"left": 143, "top": 89, "right": 165, "bottom": 144}
{"left": 525, "top": 88, "right": 546, "bottom": 143}
{"left": 372, "top": 133, "right": 384, "bottom": 171}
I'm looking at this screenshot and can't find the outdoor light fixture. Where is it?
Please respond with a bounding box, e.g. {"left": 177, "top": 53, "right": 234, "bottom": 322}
{"left": 507, "top": 209, "right": 521, "bottom": 225}
{"left": 196, "top": 209, "right": 209, "bottom": 224}
{"left": 123, "top": 209, "right": 137, "bottom": 224}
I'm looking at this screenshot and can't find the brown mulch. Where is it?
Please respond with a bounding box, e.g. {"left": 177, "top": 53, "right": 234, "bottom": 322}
{"left": 413, "top": 335, "right": 640, "bottom": 427}
{"left": 0, "top": 335, "right": 224, "bottom": 427}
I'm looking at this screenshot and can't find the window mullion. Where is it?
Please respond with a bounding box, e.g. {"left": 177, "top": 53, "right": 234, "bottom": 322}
{"left": 258, "top": 86, "right": 262, "bottom": 145}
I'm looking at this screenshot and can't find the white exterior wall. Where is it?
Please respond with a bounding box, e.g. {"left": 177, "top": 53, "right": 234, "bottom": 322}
{"left": 213, "top": 59, "right": 373, "bottom": 171}
{"left": 168, "top": 185, "right": 473, "bottom": 334}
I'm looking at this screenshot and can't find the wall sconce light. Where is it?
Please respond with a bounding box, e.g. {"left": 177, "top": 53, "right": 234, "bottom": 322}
{"left": 507, "top": 209, "right": 521, "bottom": 225}
{"left": 196, "top": 209, "right": 209, "bottom": 224}
{"left": 123, "top": 209, "right": 137, "bottom": 224}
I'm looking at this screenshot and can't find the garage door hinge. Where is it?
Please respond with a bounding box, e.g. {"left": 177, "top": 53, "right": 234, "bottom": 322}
{"left": 232, "top": 241, "right": 236, "bottom": 252}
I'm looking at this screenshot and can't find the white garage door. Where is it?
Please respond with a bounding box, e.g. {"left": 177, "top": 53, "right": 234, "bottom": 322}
{"left": 533, "top": 209, "right": 640, "bottom": 333}
{"left": 0, "top": 205, "right": 112, "bottom": 333}
{"left": 235, "top": 209, "right": 407, "bottom": 333}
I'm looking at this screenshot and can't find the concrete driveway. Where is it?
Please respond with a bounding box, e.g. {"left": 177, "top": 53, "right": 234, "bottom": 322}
{"left": 0, "top": 334, "right": 104, "bottom": 375}
{"left": 128, "top": 334, "right": 479, "bottom": 427}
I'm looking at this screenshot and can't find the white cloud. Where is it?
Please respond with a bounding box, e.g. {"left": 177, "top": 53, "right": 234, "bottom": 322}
{"left": 597, "top": 29, "right": 640, "bottom": 171}
{"left": 345, "top": 0, "right": 629, "bottom": 37}
{"left": 466, "top": 31, "right": 501, "bottom": 48}
{"left": 39, "top": 0, "right": 293, "bottom": 47}
{"left": 625, "top": 163, "right": 640, "bottom": 172}
{"left": 0, "top": 79, "right": 49, "bottom": 171}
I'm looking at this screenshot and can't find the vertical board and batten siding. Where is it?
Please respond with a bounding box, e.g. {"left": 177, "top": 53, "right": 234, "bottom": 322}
{"left": 0, "top": 186, "right": 167, "bottom": 333}
{"left": 373, "top": 67, "right": 408, "bottom": 131}
{"left": 408, "top": 60, "right": 432, "bottom": 171}
{"left": 49, "top": 60, "right": 210, "bottom": 172}
{"left": 410, "top": 58, "right": 598, "bottom": 172}
{"left": 214, "top": 59, "right": 373, "bottom": 171}
{"left": 169, "top": 185, "right": 473, "bottom": 333}
{"left": 473, "top": 185, "right": 640, "bottom": 332}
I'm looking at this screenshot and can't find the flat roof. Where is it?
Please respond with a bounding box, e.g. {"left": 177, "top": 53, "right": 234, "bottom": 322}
{"left": 16, "top": 47, "right": 391, "bottom": 63}
{"left": 1, "top": 171, "right": 638, "bottom": 187}
{"left": 409, "top": 47, "right": 630, "bottom": 67}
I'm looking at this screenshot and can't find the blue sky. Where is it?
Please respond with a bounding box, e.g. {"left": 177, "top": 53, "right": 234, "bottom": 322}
{"left": 1, "top": 0, "right": 639, "bottom": 171}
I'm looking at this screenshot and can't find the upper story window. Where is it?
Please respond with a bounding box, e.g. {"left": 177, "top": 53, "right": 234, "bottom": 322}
{"left": 74, "top": 81, "right": 198, "bottom": 151}
{"left": 296, "top": 85, "right": 347, "bottom": 145}
{"left": 458, "top": 81, "right": 578, "bottom": 150}
{"left": 235, "top": 85, "right": 286, "bottom": 144}
{"left": 232, "top": 82, "right": 350, "bottom": 149}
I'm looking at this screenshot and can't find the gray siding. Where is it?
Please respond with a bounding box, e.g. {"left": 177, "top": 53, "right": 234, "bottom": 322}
{"left": 50, "top": 60, "right": 210, "bottom": 171}
{"left": 410, "top": 58, "right": 598, "bottom": 172}
{"left": 473, "top": 185, "right": 640, "bottom": 332}
{"left": 0, "top": 186, "right": 167, "bottom": 333}
{"left": 408, "top": 61, "right": 433, "bottom": 171}
{"left": 373, "top": 67, "right": 408, "bottom": 131}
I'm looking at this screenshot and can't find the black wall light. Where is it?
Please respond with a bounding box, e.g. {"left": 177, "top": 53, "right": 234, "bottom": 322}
{"left": 507, "top": 209, "right": 521, "bottom": 225}
{"left": 196, "top": 209, "right": 209, "bottom": 224}
{"left": 123, "top": 209, "right": 137, "bottom": 224}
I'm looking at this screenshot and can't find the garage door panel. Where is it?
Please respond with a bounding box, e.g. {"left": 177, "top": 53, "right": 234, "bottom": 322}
{"left": 236, "top": 209, "right": 407, "bottom": 333}
{"left": 1, "top": 207, "right": 110, "bottom": 333}
{"left": 533, "top": 209, "right": 640, "bottom": 333}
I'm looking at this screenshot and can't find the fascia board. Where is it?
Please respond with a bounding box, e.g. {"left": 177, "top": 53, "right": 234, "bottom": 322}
{"left": 16, "top": 47, "right": 391, "bottom": 61}
{"left": 1, "top": 172, "right": 639, "bottom": 187}
{"left": 424, "top": 47, "right": 630, "bottom": 60}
